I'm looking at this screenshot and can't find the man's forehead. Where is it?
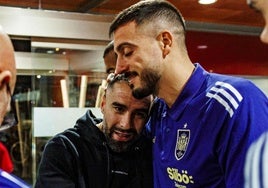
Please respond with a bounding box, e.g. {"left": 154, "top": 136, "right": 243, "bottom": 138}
{"left": 114, "top": 22, "right": 137, "bottom": 43}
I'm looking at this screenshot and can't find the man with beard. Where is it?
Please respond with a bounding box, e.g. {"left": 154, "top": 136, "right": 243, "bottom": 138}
{"left": 35, "top": 74, "right": 153, "bottom": 188}
{"left": 109, "top": 0, "right": 268, "bottom": 187}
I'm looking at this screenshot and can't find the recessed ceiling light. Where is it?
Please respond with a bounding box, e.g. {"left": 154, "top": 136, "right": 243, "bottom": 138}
{"left": 198, "top": 0, "right": 217, "bottom": 5}
{"left": 197, "top": 45, "right": 208, "bottom": 49}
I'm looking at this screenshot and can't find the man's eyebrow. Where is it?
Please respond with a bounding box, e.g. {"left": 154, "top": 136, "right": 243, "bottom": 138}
{"left": 115, "top": 42, "right": 133, "bottom": 53}
{"left": 137, "top": 108, "right": 150, "bottom": 113}
{"left": 112, "top": 101, "right": 126, "bottom": 108}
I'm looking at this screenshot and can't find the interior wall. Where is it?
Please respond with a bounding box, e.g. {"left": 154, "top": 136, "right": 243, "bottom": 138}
{"left": 186, "top": 31, "right": 268, "bottom": 76}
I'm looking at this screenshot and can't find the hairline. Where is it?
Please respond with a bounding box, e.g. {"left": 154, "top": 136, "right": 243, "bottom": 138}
{"left": 109, "top": 0, "right": 186, "bottom": 38}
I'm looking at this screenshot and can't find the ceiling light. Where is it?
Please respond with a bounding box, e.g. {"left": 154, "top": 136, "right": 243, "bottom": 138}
{"left": 197, "top": 45, "right": 208, "bottom": 49}
{"left": 198, "top": 0, "right": 217, "bottom": 5}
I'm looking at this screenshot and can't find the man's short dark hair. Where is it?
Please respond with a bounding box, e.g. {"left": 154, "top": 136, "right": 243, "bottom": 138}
{"left": 109, "top": 0, "right": 185, "bottom": 37}
{"left": 106, "top": 73, "right": 129, "bottom": 90}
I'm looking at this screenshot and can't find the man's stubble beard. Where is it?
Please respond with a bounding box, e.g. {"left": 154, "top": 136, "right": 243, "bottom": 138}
{"left": 132, "top": 68, "right": 160, "bottom": 99}
{"left": 103, "top": 124, "right": 139, "bottom": 153}
{"left": 106, "top": 134, "right": 139, "bottom": 153}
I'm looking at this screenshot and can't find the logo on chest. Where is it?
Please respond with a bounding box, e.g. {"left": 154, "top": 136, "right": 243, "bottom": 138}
{"left": 175, "top": 128, "right": 190, "bottom": 160}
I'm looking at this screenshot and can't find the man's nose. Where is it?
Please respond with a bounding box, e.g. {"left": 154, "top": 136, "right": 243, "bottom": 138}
{"left": 118, "top": 113, "right": 132, "bottom": 130}
{"left": 115, "top": 57, "right": 128, "bottom": 74}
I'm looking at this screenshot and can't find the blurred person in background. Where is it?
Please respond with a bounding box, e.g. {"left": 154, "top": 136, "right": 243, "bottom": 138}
{"left": 103, "top": 40, "right": 117, "bottom": 74}
{"left": 0, "top": 25, "right": 30, "bottom": 188}
{"left": 95, "top": 41, "right": 118, "bottom": 108}
{"left": 244, "top": 0, "right": 268, "bottom": 188}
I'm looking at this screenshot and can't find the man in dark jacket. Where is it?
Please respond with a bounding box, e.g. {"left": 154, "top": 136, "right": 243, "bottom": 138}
{"left": 35, "top": 74, "right": 153, "bottom": 188}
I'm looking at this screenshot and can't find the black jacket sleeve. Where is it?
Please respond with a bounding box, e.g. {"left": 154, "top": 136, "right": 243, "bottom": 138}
{"left": 35, "top": 136, "right": 83, "bottom": 188}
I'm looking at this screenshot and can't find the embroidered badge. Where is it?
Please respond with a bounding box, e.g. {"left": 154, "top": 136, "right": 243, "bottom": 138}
{"left": 175, "top": 129, "right": 190, "bottom": 160}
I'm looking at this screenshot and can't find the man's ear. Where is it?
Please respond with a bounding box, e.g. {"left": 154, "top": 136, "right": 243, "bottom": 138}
{"left": 0, "top": 70, "right": 11, "bottom": 88}
{"left": 100, "top": 93, "right": 106, "bottom": 114}
{"left": 157, "top": 31, "right": 172, "bottom": 58}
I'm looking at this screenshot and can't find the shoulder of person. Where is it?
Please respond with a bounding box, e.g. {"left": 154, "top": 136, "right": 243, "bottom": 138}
{"left": 44, "top": 128, "right": 81, "bottom": 153}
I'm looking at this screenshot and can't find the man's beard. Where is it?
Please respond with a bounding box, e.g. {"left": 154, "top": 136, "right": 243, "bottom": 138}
{"left": 104, "top": 126, "right": 139, "bottom": 153}
{"left": 131, "top": 68, "right": 160, "bottom": 99}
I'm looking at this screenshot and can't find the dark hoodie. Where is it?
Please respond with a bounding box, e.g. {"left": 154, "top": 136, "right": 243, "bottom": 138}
{"left": 35, "top": 110, "right": 153, "bottom": 188}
